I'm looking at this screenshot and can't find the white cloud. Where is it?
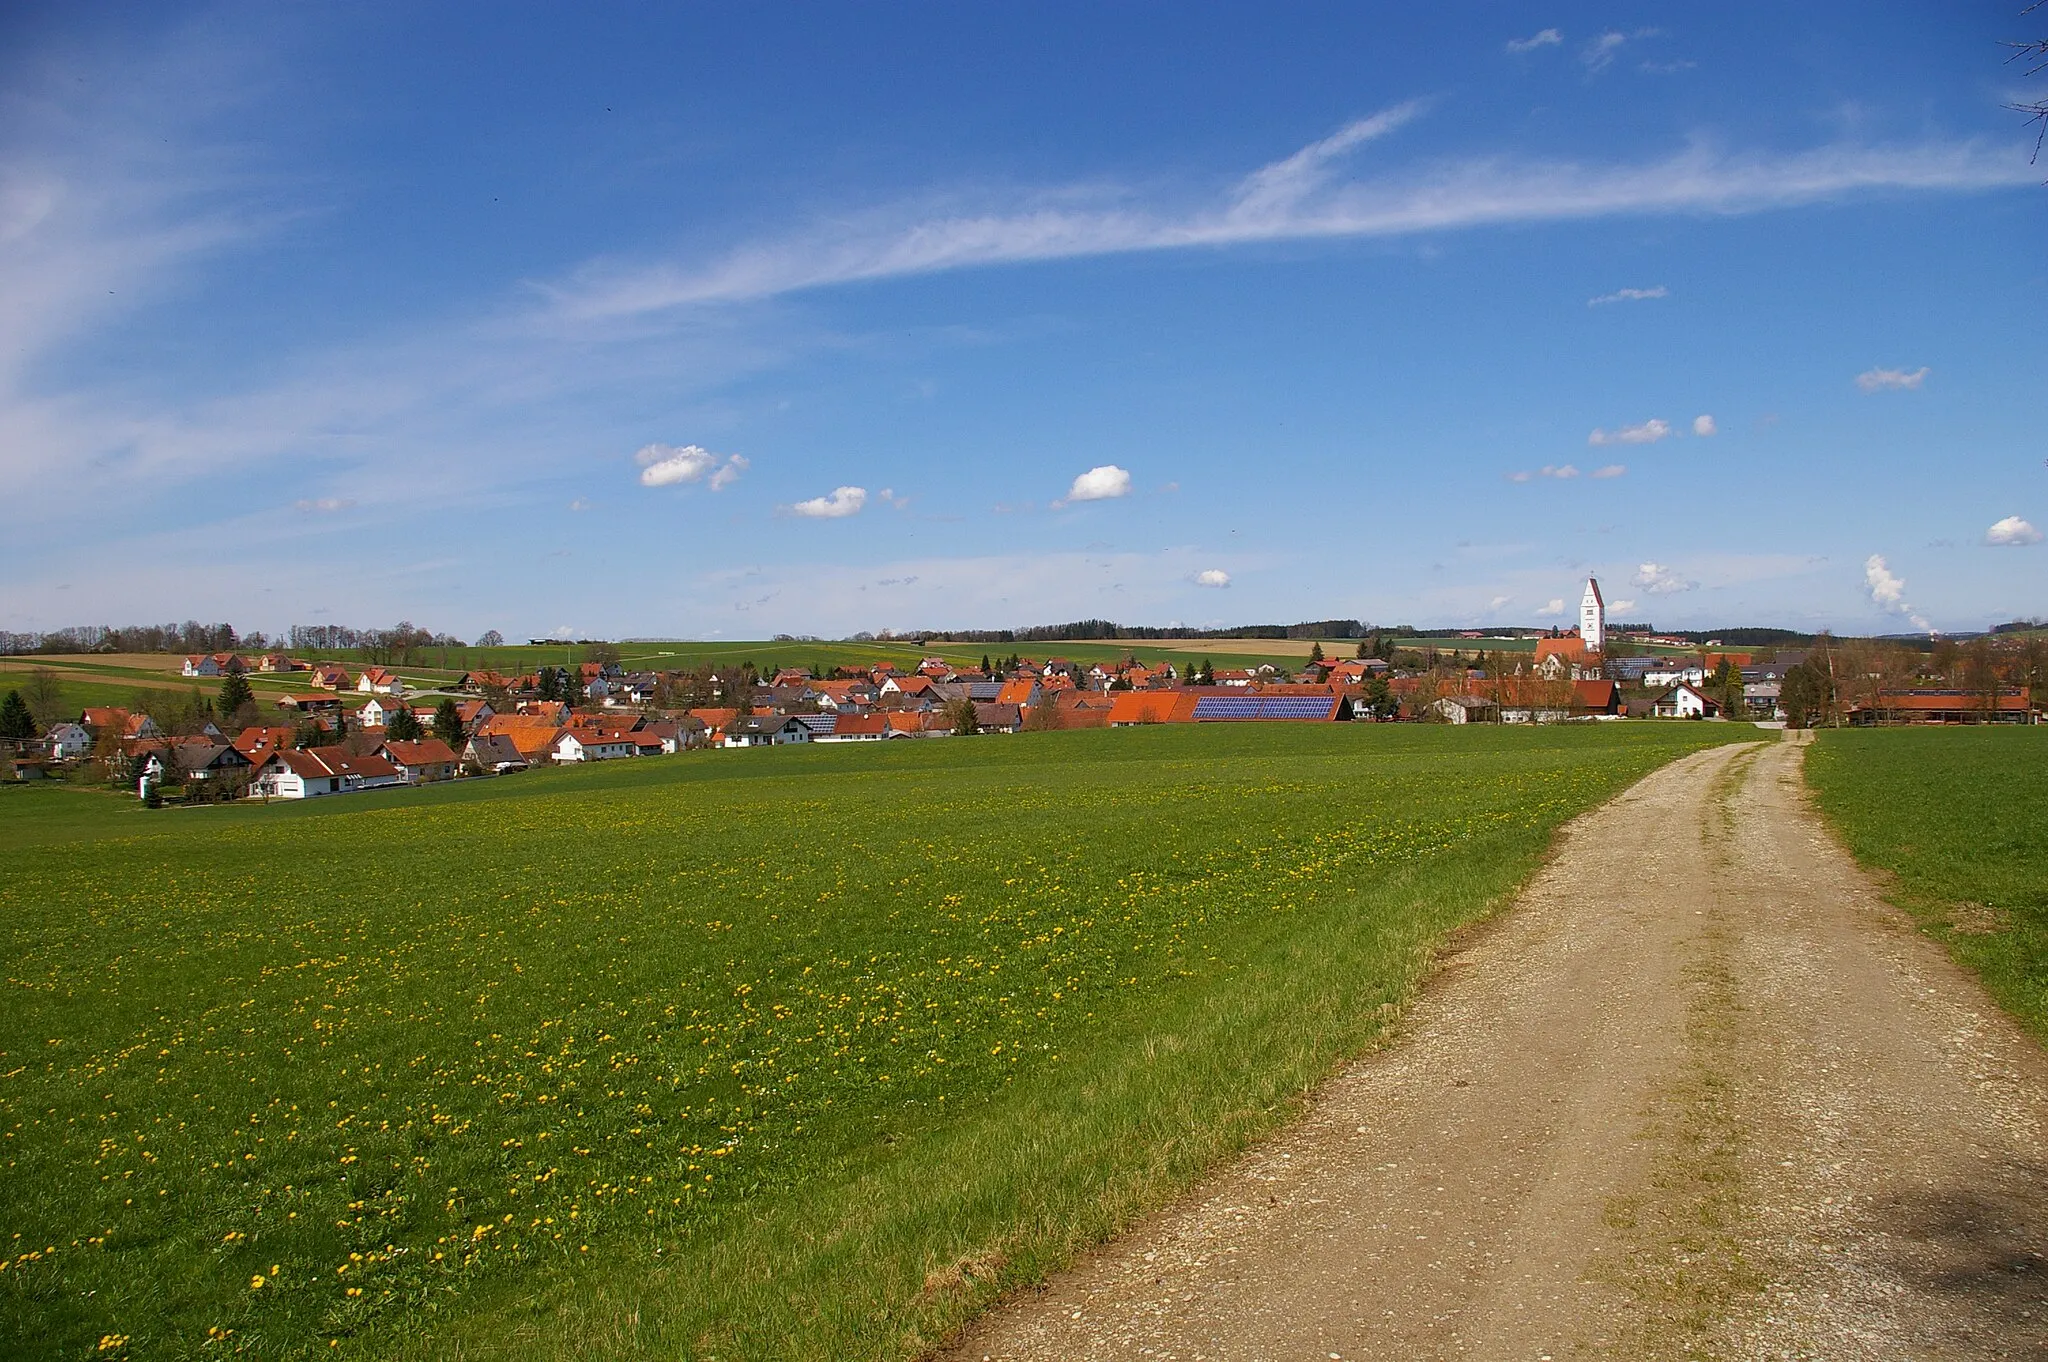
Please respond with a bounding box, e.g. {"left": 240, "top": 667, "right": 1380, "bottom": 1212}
{"left": 635, "top": 442, "right": 746, "bottom": 489}
{"left": 873, "top": 487, "right": 910, "bottom": 509}
{"left": 1509, "top": 464, "right": 1584, "bottom": 482}
{"left": 1589, "top": 418, "right": 1671, "bottom": 447}
{"left": 1609, "top": 598, "right": 1638, "bottom": 613}
{"left": 1855, "top": 365, "right": 1929, "bottom": 393}
{"left": 1864, "top": 553, "right": 1934, "bottom": 631}
{"left": 567, "top": 498, "right": 591, "bottom": 512}
{"left": 708, "top": 454, "right": 748, "bottom": 491}
{"left": 1986, "top": 515, "right": 2042, "bottom": 546}
{"left": 1582, "top": 31, "right": 1627, "bottom": 71}
{"left": 1692, "top": 414, "right": 1716, "bottom": 436}
{"left": 1634, "top": 561, "right": 1698, "bottom": 595}
{"left": 292, "top": 497, "right": 354, "bottom": 514}
{"left": 1194, "top": 569, "right": 1231, "bottom": 588}
{"left": 1489, "top": 594, "right": 1513, "bottom": 609}
{"left": 786, "top": 486, "right": 867, "bottom": 519}
{"left": 1506, "top": 28, "right": 1563, "bottom": 54}
{"left": 1588, "top": 285, "right": 1667, "bottom": 306}
{"left": 1536, "top": 598, "right": 1566, "bottom": 616}
{"left": 1061, "top": 464, "right": 1133, "bottom": 504}
{"left": 1591, "top": 464, "right": 1627, "bottom": 478}
{"left": 545, "top": 125, "right": 2034, "bottom": 323}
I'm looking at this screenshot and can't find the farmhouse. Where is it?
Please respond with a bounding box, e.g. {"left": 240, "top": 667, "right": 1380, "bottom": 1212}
{"left": 181, "top": 653, "right": 247, "bottom": 677}
{"left": 1432, "top": 695, "right": 1502, "bottom": 724}
{"left": 43, "top": 722, "right": 93, "bottom": 759}
{"left": 725, "top": 715, "right": 812, "bottom": 747}
{"left": 1652, "top": 683, "right": 1721, "bottom": 719}
{"left": 378, "top": 738, "right": 460, "bottom": 783}
{"left": 249, "top": 746, "right": 402, "bottom": 799}
{"left": 82, "top": 708, "right": 161, "bottom": 741}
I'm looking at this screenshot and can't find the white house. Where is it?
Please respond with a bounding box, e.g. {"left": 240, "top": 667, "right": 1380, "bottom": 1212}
{"left": 44, "top": 722, "right": 93, "bottom": 759}
{"left": 724, "top": 715, "right": 812, "bottom": 747}
{"left": 250, "top": 750, "right": 345, "bottom": 799}
{"left": 357, "top": 698, "right": 395, "bottom": 729}
{"left": 552, "top": 730, "right": 637, "bottom": 762}
{"left": 1652, "top": 683, "right": 1721, "bottom": 719}
{"left": 356, "top": 667, "right": 405, "bottom": 696}
{"left": 1643, "top": 662, "right": 1709, "bottom": 688}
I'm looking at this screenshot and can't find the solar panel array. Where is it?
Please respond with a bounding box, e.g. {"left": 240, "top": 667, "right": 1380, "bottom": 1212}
{"left": 1192, "top": 695, "right": 1334, "bottom": 721}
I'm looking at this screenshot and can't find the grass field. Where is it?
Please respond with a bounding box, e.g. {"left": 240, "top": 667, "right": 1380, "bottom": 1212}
{"left": 1, "top": 723, "right": 1758, "bottom": 1359}
{"left": 1806, "top": 727, "right": 2048, "bottom": 1041}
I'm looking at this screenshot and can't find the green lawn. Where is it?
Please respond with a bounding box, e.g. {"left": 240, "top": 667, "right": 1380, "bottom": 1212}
{"left": 1, "top": 723, "right": 1756, "bottom": 1360}
{"left": 1806, "top": 727, "right": 2048, "bottom": 1040}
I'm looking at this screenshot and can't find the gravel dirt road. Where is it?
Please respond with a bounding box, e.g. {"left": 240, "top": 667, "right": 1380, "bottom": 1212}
{"left": 936, "top": 735, "right": 2048, "bottom": 1361}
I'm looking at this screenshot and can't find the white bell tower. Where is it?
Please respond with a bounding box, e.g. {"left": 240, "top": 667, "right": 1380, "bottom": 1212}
{"left": 1579, "top": 577, "right": 1606, "bottom": 655}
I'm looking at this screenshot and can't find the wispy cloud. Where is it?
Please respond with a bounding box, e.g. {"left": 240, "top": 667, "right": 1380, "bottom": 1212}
{"left": 1506, "top": 463, "right": 1583, "bottom": 482}
{"left": 1057, "top": 464, "right": 1133, "bottom": 506}
{"left": 292, "top": 496, "right": 354, "bottom": 514}
{"left": 1582, "top": 32, "right": 1628, "bottom": 72}
{"left": 1864, "top": 553, "right": 1932, "bottom": 631}
{"left": 1855, "top": 365, "right": 1929, "bottom": 392}
{"left": 1591, "top": 464, "right": 1627, "bottom": 478}
{"left": 1588, "top": 284, "right": 1667, "bottom": 306}
{"left": 1986, "top": 515, "right": 2042, "bottom": 546}
{"left": 545, "top": 120, "right": 2032, "bottom": 323}
{"left": 1634, "top": 561, "right": 1697, "bottom": 594}
{"left": 1506, "top": 28, "right": 1563, "bottom": 55}
{"left": 1589, "top": 418, "right": 1671, "bottom": 446}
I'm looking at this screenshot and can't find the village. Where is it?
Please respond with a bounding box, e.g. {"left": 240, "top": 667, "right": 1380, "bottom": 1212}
{"left": 1, "top": 579, "right": 2037, "bottom": 803}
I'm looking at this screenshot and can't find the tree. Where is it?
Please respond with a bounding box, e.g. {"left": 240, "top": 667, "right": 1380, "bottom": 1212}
{"left": 218, "top": 671, "right": 254, "bottom": 720}
{"left": 1781, "top": 661, "right": 1830, "bottom": 729}
{"left": 946, "top": 696, "right": 980, "bottom": 735}
{"left": 1309, "top": 642, "right": 1325, "bottom": 663}
{"left": 386, "top": 706, "right": 423, "bottom": 741}
{"left": 475, "top": 630, "right": 504, "bottom": 647}
{"left": 21, "top": 668, "right": 65, "bottom": 728}
{"left": 582, "top": 640, "right": 621, "bottom": 669}
{"left": 0, "top": 690, "right": 36, "bottom": 740}
{"left": 432, "top": 698, "right": 467, "bottom": 749}
{"left": 1362, "top": 675, "right": 1396, "bottom": 721}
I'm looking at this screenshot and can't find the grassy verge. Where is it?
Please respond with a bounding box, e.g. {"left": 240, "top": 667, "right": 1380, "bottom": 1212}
{"left": 1, "top": 723, "right": 1756, "bottom": 1359}
{"left": 1805, "top": 727, "right": 2048, "bottom": 1040}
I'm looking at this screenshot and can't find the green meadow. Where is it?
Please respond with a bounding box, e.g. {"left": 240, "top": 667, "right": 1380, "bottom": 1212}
{"left": 1806, "top": 727, "right": 2048, "bottom": 1039}
{"left": 2, "top": 722, "right": 1756, "bottom": 1360}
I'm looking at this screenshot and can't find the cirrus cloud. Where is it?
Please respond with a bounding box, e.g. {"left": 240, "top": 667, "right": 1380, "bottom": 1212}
{"left": 785, "top": 486, "right": 867, "bottom": 519}
{"left": 1985, "top": 515, "right": 2042, "bottom": 546}
{"left": 1855, "top": 366, "right": 1929, "bottom": 393}
{"left": 1588, "top": 285, "right": 1666, "bottom": 306}
{"left": 1506, "top": 28, "right": 1563, "bottom": 54}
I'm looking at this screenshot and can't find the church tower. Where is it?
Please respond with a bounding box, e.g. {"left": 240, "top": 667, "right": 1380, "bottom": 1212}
{"left": 1579, "top": 577, "right": 1606, "bottom": 655}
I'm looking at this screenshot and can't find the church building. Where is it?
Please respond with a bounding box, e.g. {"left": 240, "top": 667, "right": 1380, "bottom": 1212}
{"left": 1531, "top": 578, "right": 1607, "bottom": 680}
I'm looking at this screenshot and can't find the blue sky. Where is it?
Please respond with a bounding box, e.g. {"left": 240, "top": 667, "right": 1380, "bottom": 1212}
{"left": 2, "top": 3, "right": 2042, "bottom": 641}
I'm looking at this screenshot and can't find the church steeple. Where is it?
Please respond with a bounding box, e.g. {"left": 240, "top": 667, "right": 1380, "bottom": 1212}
{"left": 1579, "top": 577, "right": 1606, "bottom": 655}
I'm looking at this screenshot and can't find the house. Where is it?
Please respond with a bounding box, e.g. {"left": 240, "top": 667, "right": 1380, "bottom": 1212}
{"left": 357, "top": 697, "right": 397, "bottom": 729}
{"left": 1189, "top": 689, "right": 1354, "bottom": 722}
{"left": 1652, "top": 683, "right": 1721, "bottom": 719}
{"left": 1743, "top": 682, "right": 1784, "bottom": 719}
{"left": 409, "top": 699, "right": 493, "bottom": 731}
{"left": 132, "top": 738, "right": 252, "bottom": 785}
{"left": 724, "top": 714, "right": 812, "bottom": 747}
{"left": 995, "top": 678, "right": 1042, "bottom": 708}
{"left": 233, "top": 725, "right": 299, "bottom": 759}
{"left": 463, "top": 733, "right": 529, "bottom": 774}
{"left": 1642, "top": 662, "right": 1709, "bottom": 688}
{"left": 636, "top": 718, "right": 695, "bottom": 753}
{"left": 378, "top": 737, "right": 461, "bottom": 784}
{"left": 1432, "top": 695, "right": 1502, "bottom": 724}
{"left": 881, "top": 675, "right": 935, "bottom": 700}
{"left": 820, "top": 713, "right": 891, "bottom": 742}
{"left": 357, "top": 667, "right": 405, "bottom": 696}
{"left": 1532, "top": 636, "right": 1601, "bottom": 681}
{"left": 972, "top": 702, "right": 1024, "bottom": 733}
{"left": 82, "top": 707, "right": 161, "bottom": 741}
{"left": 44, "top": 722, "right": 93, "bottom": 759}
{"left": 181, "top": 653, "right": 247, "bottom": 678}
{"left": 688, "top": 707, "right": 740, "bottom": 743}
{"left": 552, "top": 729, "right": 637, "bottom": 762}
{"left": 275, "top": 693, "right": 343, "bottom": 716}
{"left": 309, "top": 663, "right": 353, "bottom": 690}
{"left": 250, "top": 749, "right": 345, "bottom": 798}
{"left": 256, "top": 653, "right": 303, "bottom": 673}
{"left": 1108, "top": 691, "right": 1200, "bottom": 725}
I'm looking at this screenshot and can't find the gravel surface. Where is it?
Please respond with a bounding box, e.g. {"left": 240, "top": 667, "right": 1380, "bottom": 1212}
{"left": 935, "top": 735, "right": 2048, "bottom": 1361}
